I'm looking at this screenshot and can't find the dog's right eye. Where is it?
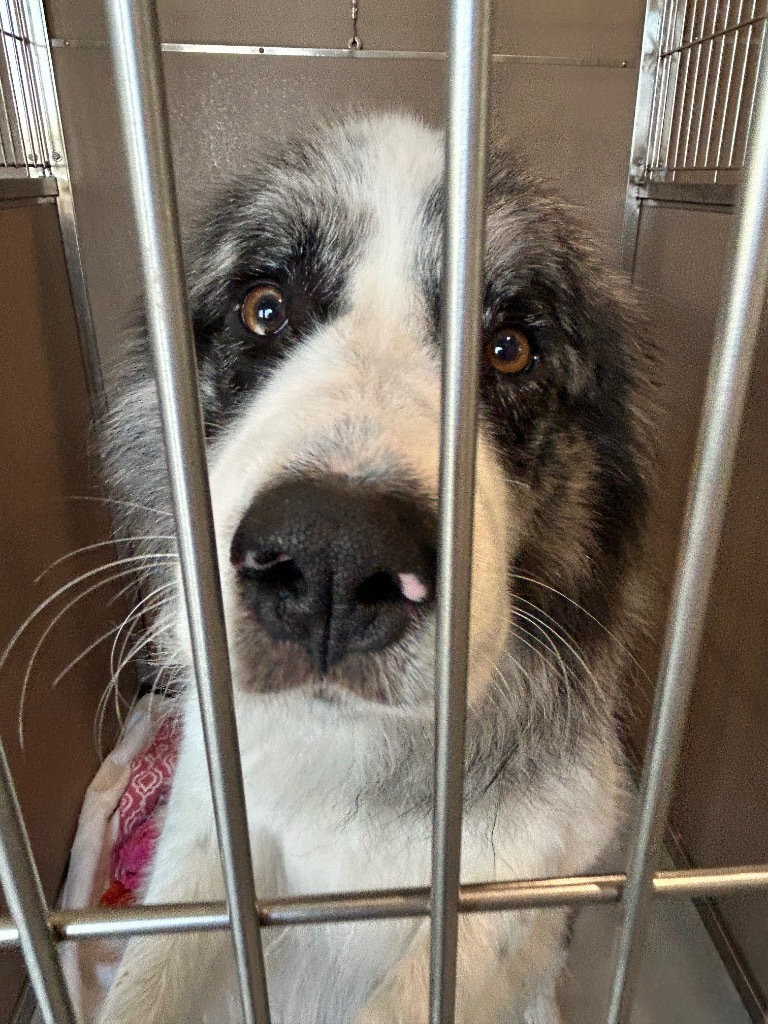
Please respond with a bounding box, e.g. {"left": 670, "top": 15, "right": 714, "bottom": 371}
{"left": 240, "top": 284, "right": 288, "bottom": 336}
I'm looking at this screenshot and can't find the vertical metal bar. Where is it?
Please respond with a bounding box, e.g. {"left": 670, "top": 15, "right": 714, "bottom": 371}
{"left": 691, "top": 1, "right": 716, "bottom": 168}
{"left": 0, "top": 25, "right": 23, "bottom": 166}
{"left": 428, "top": 0, "right": 492, "bottom": 1021}
{"left": 11, "top": 0, "right": 47, "bottom": 167}
{"left": 0, "top": 75, "right": 14, "bottom": 164}
{"left": 103, "top": 3, "right": 271, "bottom": 1023}
{"left": 714, "top": 2, "right": 746, "bottom": 176}
{"left": 744, "top": 19, "right": 768, "bottom": 146}
{"left": 607, "top": 38, "right": 768, "bottom": 1024}
{"left": 648, "top": 0, "right": 675, "bottom": 170}
{"left": 681, "top": 0, "right": 708, "bottom": 168}
{"left": 702, "top": 0, "right": 732, "bottom": 169}
{"left": 669, "top": 13, "right": 696, "bottom": 174}
{"left": 732, "top": 14, "right": 767, "bottom": 168}
{"left": 727, "top": 3, "right": 758, "bottom": 166}
{"left": 25, "top": 0, "right": 105, "bottom": 407}
{"left": 663, "top": 1, "right": 692, "bottom": 171}
{"left": 620, "top": 0, "right": 666, "bottom": 273}
{"left": 0, "top": 740, "right": 76, "bottom": 1024}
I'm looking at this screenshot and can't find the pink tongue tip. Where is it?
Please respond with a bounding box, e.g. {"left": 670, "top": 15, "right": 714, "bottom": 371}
{"left": 397, "top": 572, "right": 429, "bottom": 603}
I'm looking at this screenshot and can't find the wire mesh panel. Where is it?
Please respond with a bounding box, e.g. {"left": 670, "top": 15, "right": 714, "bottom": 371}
{"left": 645, "top": 0, "right": 768, "bottom": 184}
{"left": 0, "top": 0, "right": 55, "bottom": 176}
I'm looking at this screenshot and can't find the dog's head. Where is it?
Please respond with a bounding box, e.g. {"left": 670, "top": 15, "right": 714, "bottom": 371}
{"left": 107, "top": 112, "right": 650, "bottom": 740}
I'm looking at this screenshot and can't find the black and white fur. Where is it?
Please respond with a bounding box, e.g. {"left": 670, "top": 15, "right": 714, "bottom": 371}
{"left": 100, "top": 112, "right": 650, "bottom": 1024}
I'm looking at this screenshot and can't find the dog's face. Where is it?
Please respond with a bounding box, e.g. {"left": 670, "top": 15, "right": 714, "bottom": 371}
{"left": 110, "top": 112, "right": 649, "bottom": 734}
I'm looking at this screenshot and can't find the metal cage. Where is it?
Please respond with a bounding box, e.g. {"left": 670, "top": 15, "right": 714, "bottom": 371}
{"left": 1, "top": 1, "right": 768, "bottom": 1024}
{"left": 648, "top": 0, "right": 768, "bottom": 186}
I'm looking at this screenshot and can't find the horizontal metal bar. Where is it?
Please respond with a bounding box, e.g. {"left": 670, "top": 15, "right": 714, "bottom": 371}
{"left": 635, "top": 182, "right": 738, "bottom": 204}
{"left": 0, "top": 867, "right": 766, "bottom": 947}
{"left": 0, "top": 27, "right": 34, "bottom": 45}
{"left": 0, "top": 172, "right": 56, "bottom": 199}
{"left": 660, "top": 11, "right": 768, "bottom": 58}
{"left": 48, "top": 38, "right": 635, "bottom": 67}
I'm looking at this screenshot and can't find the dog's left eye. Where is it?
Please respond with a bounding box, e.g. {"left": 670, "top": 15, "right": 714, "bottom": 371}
{"left": 240, "top": 283, "right": 288, "bottom": 336}
{"left": 486, "top": 327, "right": 535, "bottom": 375}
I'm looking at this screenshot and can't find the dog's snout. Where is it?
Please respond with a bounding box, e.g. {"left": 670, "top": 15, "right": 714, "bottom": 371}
{"left": 230, "top": 477, "right": 437, "bottom": 675}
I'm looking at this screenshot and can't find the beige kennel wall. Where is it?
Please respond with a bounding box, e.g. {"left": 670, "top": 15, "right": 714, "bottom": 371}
{"left": 0, "top": 199, "right": 125, "bottom": 1021}
{"left": 630, "top": 201, "right": 768, "bottom": 1012}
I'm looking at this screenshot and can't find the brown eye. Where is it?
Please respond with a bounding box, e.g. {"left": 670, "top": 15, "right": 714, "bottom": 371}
{"left": 240, "top": 284, "right": 288, "bottom": 336}
{"left": 486, "top": 328, "right": 534, "bottom": 375}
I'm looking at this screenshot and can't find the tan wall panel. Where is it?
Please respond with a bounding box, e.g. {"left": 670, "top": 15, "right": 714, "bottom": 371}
{"left": 0, "top": 201, "right": 124, "bottom": 1021}
{"left": 43, "top": 0, "right": 644, "bottom": 60}
{"left": 633, "top": 202, "right": 768, "bottom": 1004}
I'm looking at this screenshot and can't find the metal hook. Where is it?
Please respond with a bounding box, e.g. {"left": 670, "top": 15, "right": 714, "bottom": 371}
{"left": 347, "top": 0, "right": 361, "bottom": 50}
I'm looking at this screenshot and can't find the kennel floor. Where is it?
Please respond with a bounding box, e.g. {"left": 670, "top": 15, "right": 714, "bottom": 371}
{"left": 562, "top": 889, "right": 752, "bottom": 1023}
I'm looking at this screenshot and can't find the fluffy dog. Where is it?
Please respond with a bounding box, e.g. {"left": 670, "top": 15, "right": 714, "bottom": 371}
{"left": 100, "top": 111, "right": 650, "bottom": 1024}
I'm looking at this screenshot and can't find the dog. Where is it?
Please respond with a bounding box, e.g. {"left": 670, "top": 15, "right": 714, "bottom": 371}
{"left": 98, "top": 111, "right": 650, "bottom": 1024}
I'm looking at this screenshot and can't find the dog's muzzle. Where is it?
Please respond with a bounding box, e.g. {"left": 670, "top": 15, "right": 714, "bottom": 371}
{"left": 230, "top": 476, "right": 437, "bottom": 674}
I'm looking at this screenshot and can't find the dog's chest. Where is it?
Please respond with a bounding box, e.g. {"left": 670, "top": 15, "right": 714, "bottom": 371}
{"left": 239, "top": 720, "right": 433, "bottom": 897}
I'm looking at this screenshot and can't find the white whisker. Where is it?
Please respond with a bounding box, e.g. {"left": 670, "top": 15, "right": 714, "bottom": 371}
{"left": 109, "top": 582, "right": 175, "bottom": 685}
{"left": 36, "top": 535, "right": 177, "bottom": 583}
{"left": 63, "top": 494, "right": 174, "bottom": 520}
{"left": 0, "top": 554, "right": 178, "bottom": 674}
{"left": 17, "top": 570, "right": 144, "bottom": 747}
{"left": 510, "top": 571, "right": 652, "bottom": 686}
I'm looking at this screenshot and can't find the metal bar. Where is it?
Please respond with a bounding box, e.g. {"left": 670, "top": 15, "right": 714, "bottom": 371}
{"left": 702, "top": 0, "right": 732, "bottom": 168}
{"left": 11, "top": 0, "right": 48, "bottom": 166}
{"left": 0, "top": 34, "right": 23, "bottom": 166}
{"left": 2, "top": 20, "right": 32, "bottom": 164}
{"left": 691, "top": 0, "right": 717, "bottom": 166}
{"left": 649, "top": 0, "right": 681, "bottom": 169}
{"left": 620, "top": 0, "right": 666, "bottom": 271}
{"left": 669, "top": 24, "right": 697, "bottom": 178}
{"left": 25, "top": 0, "right": 106, "bottom": 407}
{"left": 636, "top": 179, "right": 738, "bottom": 204}
{"left": 727, "top": 4, "right": 758, "bottom": 166}
{"left": 48, "top": 39, "right": 636, "bottom": 66}
{"left": 714, "top": 0, "right": 746, "bottom": 176}
{"left": 1, "top": 867, "right": 768, "bottom": 947}
{"left": 743, "top": 18, "right": 768, "bottom": 153}
{"left": 5, "top": 1, "right": 38, "bottom": 165}
{"left": 103, "top": 2, "right": 271, "bottom": 1023}
{"left": 428, "top": 0, "right": 492, "bottom": 1021}
{"left": 660, "top": 9, "right": 767, "bottom": 56}
{"left": 0, "top": 173, "right": 56, "bottom": 197}
{"left": 0, "top": 740, "right": 76, "bottom": 1024}
{"left": 607, "top": 36, "right": 768, "bottom": 1024}
{"left": 681, "top": 0, "right": 709, "bottom": 167}
{"left": 663, "top": 1, "right": 693, "bottom": 173}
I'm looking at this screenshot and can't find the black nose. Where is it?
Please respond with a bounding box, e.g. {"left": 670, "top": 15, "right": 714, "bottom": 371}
{"left": 230, "top": 477, "right": 437, "bottom": 674}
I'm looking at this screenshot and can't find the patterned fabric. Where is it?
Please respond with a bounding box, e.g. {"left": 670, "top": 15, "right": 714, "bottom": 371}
{"left": 100, "top": 713, "right": 181, "bottom": 906}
